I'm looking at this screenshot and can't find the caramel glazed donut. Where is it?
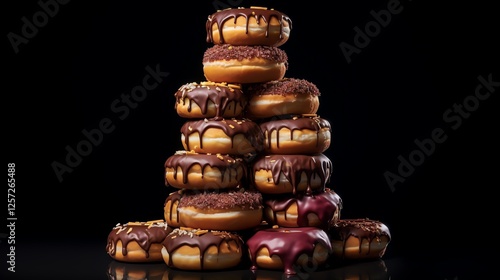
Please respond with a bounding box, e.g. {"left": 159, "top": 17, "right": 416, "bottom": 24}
{"left": 244, "top": 78, "right": 321, "bottom": 120}
{"left": 161, "top": 227, "right": 245, "bottom": 271}
{"left": 206, "top": 6, "right": 292, "bottom": 47}
{"left": 251, "top": 153, "right": 333, "bottom": 195}
{"left": 180, "top": 117, "right": 264, "bottom": 160}
{"left": 329, "top": 218, "right": 391, "bottom": 260}
{"left": 247, "top": 227, "right": 332, "bottom": 275}
{"left": 106, "top": 220, "right": 173, "bottom": 263}
{"left": 260, "top": 114, "right": 332, "bottom": 155}
{"left": 174, "top": 81, "right": 247, "bottom": 119}
{"left": 164, "top": 150, "right": 247, "bottom": 191}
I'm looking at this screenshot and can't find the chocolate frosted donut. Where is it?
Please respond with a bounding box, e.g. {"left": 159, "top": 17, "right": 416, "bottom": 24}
{"left": 161, "top": 227, "right": 244, "bottom": 270}
{"left": 177, "top": 188, "right": 264, "bottom": 231}
{"left": 174, "top": 81, "right": 247, "bottom": 119}
{"left": 106, "top": 220, "right": 173, "bottom": 263}
{"left": 206, "top": 6, "right": 292, "bottom": 47}
{"left": 264, "top": 188, "right": 343, "bottom": 228}
{"left": 247, "top": 227, "right": 332, "bottom": 275}
{"left": 203, "top": 44, "right": 288, "bottom": 84}
{"left": 180, "top": 118, "right": 264, "bottom": 160}
{"left": 252, "top": 153, "right": 332, "bottom": 194}
{"left": 164, "top": 190, "right": 182, "bottom": 228}
{"left": 260, "top": 114, "right": 331, "bottom": 154}
{"left": 329, "top": 218, "right": 391, "bottom": 260}
{"left": 164, "top": 150, "right": 246, "bottom": 190}
{"left": 244, "top": 78, "right": 320, "bottom": 119}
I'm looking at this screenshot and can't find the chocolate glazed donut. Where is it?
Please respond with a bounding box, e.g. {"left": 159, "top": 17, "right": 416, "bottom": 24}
{"left": 251, "top": 153, "right": 333, "bottom": 194}
{"left": 206, "top": 6, "right": 292, "bottom": 47}
{"left": 174, "top": 81, "right": 246, "bottom": 119}
{"left": 259, "top": 114, "right": 332, "bottom": 155}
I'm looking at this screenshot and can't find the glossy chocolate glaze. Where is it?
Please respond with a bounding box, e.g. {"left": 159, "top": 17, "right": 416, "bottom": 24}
{"left": 264, "top": 188, "right": 343, "bottom": 228}
{"left": 162, "top": 228, "right": 244, "bottom": 269}
{"left": 106, "top": 220, "right": 172, "bottom": 259}
{"left": 164, "top": 151, "right": 246, "bottom": 187}
{"left": 206, "top": 7, "right": 292, "bottom": 44}
{"left": 247, "top": 227, "right": 332, "bottom": 275}
{"left": 252, "top": 153, "right": 332, "bottom": 194}
{"left": 175, "top": 82, "right": 246, "bottom": 119}
{"left": 329, "top": 219, "right": 391, "bottom": 257}
{"left": 259, "top": 115, "right": 331, "bottom": 151}
{"left": 164, "top": 190, "right": 181, "bottom": 223}
{"left": 180, "top": 118, "right": 264, "bottom": 154}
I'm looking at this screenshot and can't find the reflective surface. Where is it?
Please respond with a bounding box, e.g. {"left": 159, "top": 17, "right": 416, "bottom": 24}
{"left": 3, "top": 240, "right": 496, "bottom": 280}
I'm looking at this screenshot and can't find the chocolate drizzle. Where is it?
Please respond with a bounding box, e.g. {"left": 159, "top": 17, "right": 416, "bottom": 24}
{"left": 180, "top": 118, "right": 264, "bottom": 154}
{"left": 265, "top": 188, "right": 342, "bottom": 228}
{"left": 164, "top": 191, "right": 181, "bottom": 223}
{"left": 247, "top": 227, "right": 332, "bottom": 275}
{"left": 164, "top": 151, "right": 245, "bottom": 188}
{"left": 162, "top": 228, "right": 243, "bottom": 270}
{"left": 330, "top": 218, "right": 391, "bottom": 258}
{"left": 206, "top": 7, "right": 292, "bottom": 44}
{"left": 252, "top": 153, "right": 332, "bottom": 194}
{"left": 106, "top": 220, "right": 172, "bottom": 260}
{"left": 259, "top": 115, "right": 331, "bottom": 151}
{"left": 174, "top": 82, "right": 246, "bottom": 119}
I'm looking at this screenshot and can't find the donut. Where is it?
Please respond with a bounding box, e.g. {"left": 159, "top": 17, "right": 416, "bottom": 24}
{"left": 174, "top": 81, "right": 247, "bottom": 119}
{"left": 263, "top": 188, "right": 343, "bottom": 228}
{"left": 106, "top": 220, "right": 173, "bottom": 263}
{"left": 164, "top": 150, "right": 246, "bottom": 191}
{"left": 260, "top": 114, "right": 331, "bottom": 154}
{"left": 244, "top": 78, "right": 320, "bottom": 119}
{"left": 251, "top": 153, "right": 332, "bottom": 194}
{"left": 177, "top": 188, "right": 263, "bottom": 231}
{"left": 180, "top": 118, "right": 264, "bottom": 160}
{"left": 328, "top": 218, "right": 391, "bottom": 260}
{"left": 247, "top": 227, "right": 332, "bottom": 275}
{"left": 164, "top": 190, "right": 182, "bottom": 228}
{"left": 206, "top": 6, "right": 292, "bottom": 47}
{"left": 202, "top": 44, "right": 288, "bottom": 84}
{"left": 107, "top": 260, "right": 167, "bottom": 280}
{"left": 161, "top": 227, "right": 244, "bottom": 270}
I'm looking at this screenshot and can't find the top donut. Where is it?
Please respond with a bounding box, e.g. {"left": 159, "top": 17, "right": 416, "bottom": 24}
{"left": 206, "top": 6, "right": 292, "bottom": 47}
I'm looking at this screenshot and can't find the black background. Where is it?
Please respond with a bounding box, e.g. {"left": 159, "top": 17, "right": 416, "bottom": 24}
{"left": 3, "top": 0, "right": 499, "bottom": 279}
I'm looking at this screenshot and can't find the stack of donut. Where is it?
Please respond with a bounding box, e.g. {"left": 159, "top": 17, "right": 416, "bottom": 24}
{"left": 105, "top": 5, "right": 392, "bottom": 276}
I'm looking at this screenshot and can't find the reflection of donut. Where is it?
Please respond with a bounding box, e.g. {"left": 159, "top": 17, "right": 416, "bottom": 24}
{"left": 247, "top": 227, "right": 332, "bottom": 275}
{"left": 264, "top": 188, "right": 342, "bottom": 228}
{"left": 174, "top": 81, "right": 246, "bottom": 119}
{"left": 161, "top": 227, "right": 244, "bottom": 270}
{"left": 106, "top": 260, "right": 167, "bottom": 280}
{"left": 244, "top": 78, "right": 320, "bottom": 120}
{"left": 329, "top": 259, "right": 389, "bottom": 280}
{"left": 206, "top": 6, "right": 292, "bottom": 47}
{"left": 164, "top": 151, "right": 246, "bottom": 190}
{"left": 252, "top": 153, "right": 332, "bottom": 194}
{"left": 203, "top": 44, "right": 288, "bottom": 84}
{"left": 180, "top": 118, "right": 264, "bottom": 159}
{"left": 177, "top": 189, "right": 263, "bottom": 231}
{"left": 260, "top": 114, "right": 331, "bottom": 154}
{"left": 106, "top": 220, "right": 173, "bottom": 263}
{"left": 329, "top": 218, "right": 391, "bottom": 260}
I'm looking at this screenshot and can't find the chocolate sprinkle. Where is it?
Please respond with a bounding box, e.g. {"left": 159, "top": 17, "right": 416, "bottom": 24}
{"left": 178, "top": 189, "right": 263, "bottom": 210}
{"left": 203, "top": 44, "right": 288, "bottom": 64}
